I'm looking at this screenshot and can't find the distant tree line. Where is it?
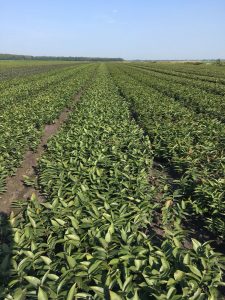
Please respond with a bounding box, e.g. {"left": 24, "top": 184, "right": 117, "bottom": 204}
{"left": 0, "top": 53, "right": 124, "bottom": 61}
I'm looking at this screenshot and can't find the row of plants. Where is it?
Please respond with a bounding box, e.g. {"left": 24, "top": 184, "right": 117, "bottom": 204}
{"left": 131, "top": 64, "right": 225, "bottom": 96}
{"left": 0, "top": 63, "right": 87, "bottom": 106}
{"left": 0, "top": 63, "right": 97, "bottom": 193}
{"left": 1, "top": 64, "right": 225, "bottom": 299}
{"left": 137, "top": 62, "right": 225, "bottom": 82}
{"left": 120, "top": 64, "right": 225, "bottom": 122}
{"left": 108, "top": 64, "right": 225, "bottom": 240}
{"left": 0, "top": 61, "right": 78, "bottom": 82}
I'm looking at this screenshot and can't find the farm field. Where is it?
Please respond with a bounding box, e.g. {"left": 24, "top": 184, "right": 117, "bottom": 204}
{"left": 0, "top": 60, "right": 83, "bottom": 81}
{"left": 0, "top": 61, "right": 225, "bottom": 299}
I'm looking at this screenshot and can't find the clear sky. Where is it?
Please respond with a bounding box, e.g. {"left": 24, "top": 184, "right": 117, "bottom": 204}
{"left": 0, "top": 0, "right": 224, "bottom": 60}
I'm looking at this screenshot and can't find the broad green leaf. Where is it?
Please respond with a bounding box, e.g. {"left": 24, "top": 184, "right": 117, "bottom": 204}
{"left": 188, "top": 265, "right": 202, "bottom": 278}
{"left": 67, "top": 283, "right": 77, "bottom": 300}
{"left": 41, "top": 256, "right": 52, "bottom": 266}
{"left": 66, "top": 234, "right": 80, "bottom": 241}
{"left": 109, "top": 290, "right": 122, "bottom": 300}
{"left": 90, "top": 286, "right": 104, "bottom": 297}
{"left": 183, "top": 253, "right": 190, "bottom": 265}
{"left": 24, "top": 276, "right": 40, "bottom": 287}
{"left": 105, "top": 231, "right": 112, "bottom": 243}
{"left": 13, "top": 288, "right": 26, "bottom": 300}
{"left": 38, "top": 287, "right": 48, "bottom": 300}
{"left": 174, "top": 270, "right": 184, "bottom": 281}
{"left": 88, "top": 260, "right": 102, "bottom": 274}
{"left": 192, "top": 239, "right": 202, "bottom": 252}
{"left": 167, "top": 287, "right": 176, "bottom": 299}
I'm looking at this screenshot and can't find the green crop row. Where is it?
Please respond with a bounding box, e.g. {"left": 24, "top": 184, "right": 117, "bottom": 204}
{"left": 131, "top": 64, "right": 225, "bottom": 96}
{"left": 0, "top": 64, "right": 97, "bottom": 193}
{"left": 108, "top": 64, "right": 225, "bottom": 239}
{"left": 1, "top": 64, "right": 225, "bottom": 299}
{"left": 137, "top": 62, "right": 225, "bottom": 81}
{"left": 0, "top": 64, "right": 88, "bottom": 107}
{"left": 120, "top": 64, "right": 225, "bottom": 122}
{"left": 132, "top": 63, "right": 225, "bottom": 85}
{"left": 0, "top": 62, "right": 79, "bottom": 82}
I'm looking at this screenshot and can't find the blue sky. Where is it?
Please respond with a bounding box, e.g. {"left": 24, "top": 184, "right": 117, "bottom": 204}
{"left": 0, "top": 0, "right": 224, "bottom": 59}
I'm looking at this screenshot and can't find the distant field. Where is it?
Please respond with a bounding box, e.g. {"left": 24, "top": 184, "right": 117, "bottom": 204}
{"left": 0, "top": 61, "right": 225, "bottom": 299}
{"left": 0, "top": 60, "right": 83, "bottom": 81}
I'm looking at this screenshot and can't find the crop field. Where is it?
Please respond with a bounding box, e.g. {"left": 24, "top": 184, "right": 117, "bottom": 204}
{"left": 0, "top": 61, "right": 225, "bottom": 299}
